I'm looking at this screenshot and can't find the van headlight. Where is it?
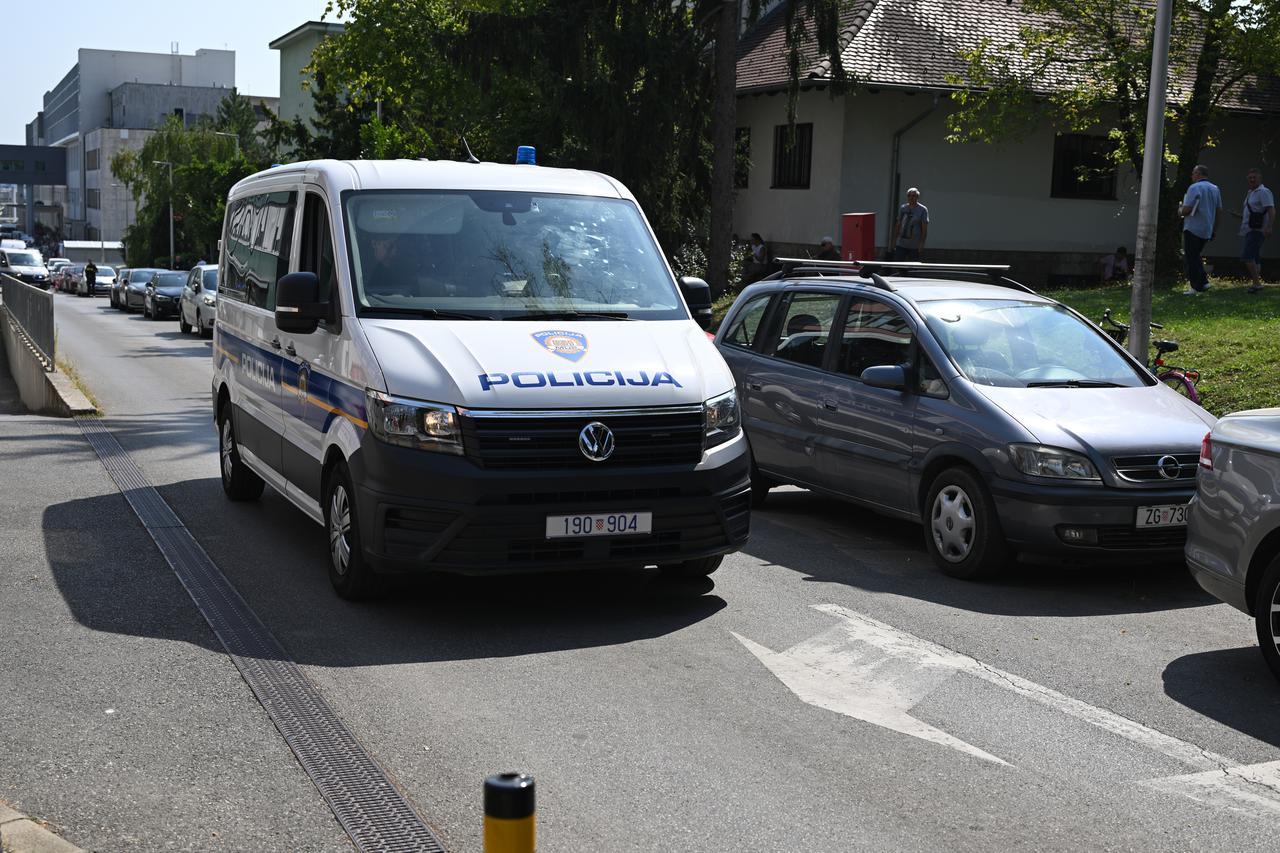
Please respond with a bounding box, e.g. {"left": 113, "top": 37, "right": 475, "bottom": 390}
{"left": 366, "top": 390, "right": 463, "bottom": 455}
{"left": 1009, "top": 444, "right": 1100, "bottom": 481}
{"left": 704, "top": 389, "right": 741, "bottom": 449}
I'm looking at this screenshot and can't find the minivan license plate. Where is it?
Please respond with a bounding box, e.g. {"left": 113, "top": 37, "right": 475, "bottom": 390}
{"left": 546, "top": 512, "right": 652, "bottom": 539}
{"left": 1136, "top": 504, "right": 1188, "bottom": 528}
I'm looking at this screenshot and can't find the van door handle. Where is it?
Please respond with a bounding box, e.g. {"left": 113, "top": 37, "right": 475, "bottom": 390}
{"left": 746, "top": 381, "right": 762, "bottom": 392}
{"left": 270, "top": 337, "right": 282, "bottom": 350}
{"left": 285, "top": 343, "right": 297, "bottom": 357}
{"left": 823, "top": 398, "right": 839, "bottom": 412}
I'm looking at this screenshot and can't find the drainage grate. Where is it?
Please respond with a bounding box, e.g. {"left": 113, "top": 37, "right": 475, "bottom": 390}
{"left": 76, "top": 417, "right": 446, "bottom": 853}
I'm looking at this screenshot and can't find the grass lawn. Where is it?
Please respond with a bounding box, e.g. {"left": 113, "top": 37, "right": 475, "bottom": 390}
{"left": 710, "top": 277, "right": 1279, "bottom": 418}
{"left": 1043, "top": 279, "right": 1280, "bottom": 417}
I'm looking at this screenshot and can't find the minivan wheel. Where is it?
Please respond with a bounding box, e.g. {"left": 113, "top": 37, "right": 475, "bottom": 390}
{"left": 1255, "top": 555, "right": 1280, "bottom": 683}
{"left": 924, "top": 466, "right": 1008, "bottom": 580}
{"left": 218, "top": 408, "right": 264, "bottom": 501}
{"left": 325, "top": 463, "right": 377, "bottom": 600}
{"left": 658, "top": 555, "right": 723, "bottom": 579}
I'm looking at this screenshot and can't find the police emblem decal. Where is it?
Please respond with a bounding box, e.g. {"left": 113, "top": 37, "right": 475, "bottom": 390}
{"left": 532, "top": 330, "right": 588, "bottom": 363}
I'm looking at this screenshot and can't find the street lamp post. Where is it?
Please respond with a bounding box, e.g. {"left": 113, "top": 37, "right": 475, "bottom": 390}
{"left": 153, "top": 160, "right": 174, "bottom": 269}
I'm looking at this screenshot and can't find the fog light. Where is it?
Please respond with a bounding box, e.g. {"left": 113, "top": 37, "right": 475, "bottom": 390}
{"left": 1057, "top": 526, "right": 1098, "bottom": 545}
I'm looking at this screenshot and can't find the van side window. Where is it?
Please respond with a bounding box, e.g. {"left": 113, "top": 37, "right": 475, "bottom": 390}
{"left": 836, "top": 298, "right": 913, "bottom": 379}
{"left": 221, "top": 190, "right": 296, "bottom": 309}
{"left": 917, "top": 353, "right": 948, "bottom": 398}
{"left": 767, "top": 292, "right": 841, "bottom": 369}
{"left": 723, "top": 293, "right": 771, "bottom": 350}
{"left": 299, "top": 193, "right": 336, "bottom": 304}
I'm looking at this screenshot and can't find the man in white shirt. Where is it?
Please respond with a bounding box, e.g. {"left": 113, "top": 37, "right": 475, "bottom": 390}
{"left": 1238, "top": 168, "right": 1275, "bottom": 293}
{"left": 1179, "top": 164, "right": 1223, "bottom": 295}
{"left": 891, "top": 188, "right": 929, "bottom": 261}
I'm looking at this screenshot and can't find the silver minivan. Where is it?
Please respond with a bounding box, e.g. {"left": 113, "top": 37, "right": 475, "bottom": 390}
{"left": 715, "top": 261, "right": 1216, "bottom": 579}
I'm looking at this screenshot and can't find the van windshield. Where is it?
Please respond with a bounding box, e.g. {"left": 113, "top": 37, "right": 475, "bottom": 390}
{"left": 343, "top": 191, "right": 686, "bottom": 320}
{"left": 920, "top": 299, "right": 1148, "bottom": 388}
{"left": 5, "top": 251, "right": 41, "bottom": 266}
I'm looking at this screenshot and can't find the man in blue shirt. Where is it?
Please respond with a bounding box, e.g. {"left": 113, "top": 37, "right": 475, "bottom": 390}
{"left": 1179, "top": 164, "right": 1223, "bottom": 294}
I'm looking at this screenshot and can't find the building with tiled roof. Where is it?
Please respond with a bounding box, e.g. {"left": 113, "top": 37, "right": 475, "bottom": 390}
{"left": 732, "top": 0, "right": 1279, "bottom": 284}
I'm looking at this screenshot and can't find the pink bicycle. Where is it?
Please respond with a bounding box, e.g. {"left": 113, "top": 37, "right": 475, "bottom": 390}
{"left": 1100, "top": 309, "right": 1200, "bottom": 403}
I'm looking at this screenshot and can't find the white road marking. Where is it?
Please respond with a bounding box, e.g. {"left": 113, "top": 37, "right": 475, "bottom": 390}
{"left": 1141, "top": 761, "right": 1280, "bottom": 817}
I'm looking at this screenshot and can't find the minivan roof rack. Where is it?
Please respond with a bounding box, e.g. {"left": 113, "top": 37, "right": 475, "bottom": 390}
{"left": 852, "top": 260, "right": 1036, "bottom": 294}
{"left": 769, "top": 258, "right": 894, "bottom": 291}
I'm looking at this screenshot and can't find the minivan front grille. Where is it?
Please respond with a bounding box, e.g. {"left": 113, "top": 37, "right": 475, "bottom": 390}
{"left": 1111, "top": 452, "right": 1199, "bottom": 484}
{"left": 461, "top": 407, "right": 705, "bottom": 469}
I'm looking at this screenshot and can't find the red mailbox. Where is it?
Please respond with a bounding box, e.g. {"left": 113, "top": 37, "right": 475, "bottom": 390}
{"left": 841, "top": 212, "right": 876, "bottom": 262}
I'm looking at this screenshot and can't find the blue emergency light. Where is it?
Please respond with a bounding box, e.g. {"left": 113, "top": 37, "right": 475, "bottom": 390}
{"left": 516, "top": 146, "right": 537, "bottom": 165}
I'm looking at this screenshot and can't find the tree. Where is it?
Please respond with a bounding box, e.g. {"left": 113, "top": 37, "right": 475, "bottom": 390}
{"left": 945, "top": 0, "right": 1280, "bottom": 283}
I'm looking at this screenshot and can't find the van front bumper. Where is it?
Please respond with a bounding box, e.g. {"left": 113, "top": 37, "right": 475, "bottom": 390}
{"left": 990, "top": 477, "right": 1194, "bottom": 564}
{"left": 350, "top": 433, "right": 751, "bottom": 575}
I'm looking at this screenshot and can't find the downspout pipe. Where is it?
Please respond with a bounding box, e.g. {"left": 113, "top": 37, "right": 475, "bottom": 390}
{"left": 886, "top": 93, "right": 940, "bottom": 250}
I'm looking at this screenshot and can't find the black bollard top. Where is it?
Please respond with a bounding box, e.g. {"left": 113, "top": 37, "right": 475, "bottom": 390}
{"left": 484, "top": 772, "right": 536, "bottom": 820}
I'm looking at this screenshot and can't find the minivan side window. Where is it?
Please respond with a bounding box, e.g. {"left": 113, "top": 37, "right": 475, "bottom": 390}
{"left": 221, "top": 190, "right": 297, "bottom": 308}
{"left": 767, "top": 292, "right": 841, "bottom": 369}
{"left": 723, "top": 293, "right": 772, "bottom": 350}
{"left": 299, "top": 192, "right": 336, "bottom": 304}
{"left": 836, "top": 298, "right": 913, "bottom": 379}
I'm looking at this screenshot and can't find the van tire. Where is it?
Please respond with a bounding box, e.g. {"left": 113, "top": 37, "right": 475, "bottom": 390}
{"left": 1255, "top": 555, "right": 1280, "bottom": 683}
{"left": 658, "top": 555, "right": 723, "bottom": 579}
{"left": 218, "top": 408, "right": 264, "bottom": 501}
{"left": 923, "top": 466, "right": 1009, "bottom": 580}
{"left": 325, "top": 462, "right": 377, "bottom": 600}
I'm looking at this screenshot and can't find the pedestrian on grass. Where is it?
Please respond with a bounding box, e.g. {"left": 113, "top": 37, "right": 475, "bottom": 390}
{"left": 1236, "top": 168, "right": 1274, "bottom": 293}
{"left": 1179, "top": 165, "right": 1222, "bottom": 295}
{"left": 743, "top": 232, "right": 770, "bottom": 284}
{"left": 1099, "top": 246, "right": 1131, "bottom": 283}
{"left": 891, "top": 188, "right": 928, "bottom": 262}
{"left": 815, "top": 236, "right": 839, "bottom": 261}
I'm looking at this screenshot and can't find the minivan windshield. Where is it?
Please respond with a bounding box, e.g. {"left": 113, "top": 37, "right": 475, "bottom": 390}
{"left": 4, "top": 251, "right": 41, "bottom": 266}
{"left": 343, "top": 191, "right": 686, "bottom": 320}
{"left": 920, "top": 299, "right": 1147, "bottom": 389}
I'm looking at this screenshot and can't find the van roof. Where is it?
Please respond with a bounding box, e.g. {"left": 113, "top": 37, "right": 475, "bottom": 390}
{"left": 231, "top": 159, "right": 632, "bottom": 201}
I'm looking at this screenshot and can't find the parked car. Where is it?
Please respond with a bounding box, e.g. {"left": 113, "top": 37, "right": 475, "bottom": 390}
{"left": 143, "top": 270, "right": 186, "bottom": 319}
{"left": 715, "top": 260, "right": 1216, "bottom": 579}
{"left": 178, "top": 263, "right": 217, "bottom": 337}
{"left": 76, "top": 265, "right": 116, "bottom": 297}
{"left": 121, "top": 267, "right": 161, "bottom": 312}
{"left": 0, "top": 248, "right": 50, "bottom": 288}
{"left": 110, "top": 268, "right": 132, "bottom": 308}
{"left": 1186, "top": 408, "right": 1280, "bottom": 682}
{"left": 60, "top": 263, "right": 85, "bottom": 293}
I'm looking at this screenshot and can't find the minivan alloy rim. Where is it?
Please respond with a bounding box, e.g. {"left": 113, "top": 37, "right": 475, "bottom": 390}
{"left": 1271, "top": 582, "right": 1280, "bottom": 658}
{"left": 329, "top": 485, "right": 352, "bottom": 576}
{"left": 931, "top": 485, "right": 975, "bottom": 563}
{"left": 220, "top": 419, "right": 234, "bottom": 482}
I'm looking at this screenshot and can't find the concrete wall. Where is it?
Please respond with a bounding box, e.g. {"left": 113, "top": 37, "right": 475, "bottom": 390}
{"left": 110, "top": 83, "right": 227, "bottom": 130}
{"left": 77, "top": 48, "right": 235, "bottom": 136}
{"left": 0, "top": 305, "right": 93, "bottom": 416}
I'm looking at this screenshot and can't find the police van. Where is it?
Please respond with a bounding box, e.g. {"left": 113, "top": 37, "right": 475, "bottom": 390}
{"left": 212, "top": 154, "right": 750, "bottom": 598}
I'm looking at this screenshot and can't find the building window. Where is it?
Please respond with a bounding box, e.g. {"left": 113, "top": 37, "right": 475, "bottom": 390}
{"left": 87, "top": 189, "right": 101, "bottom": 210}
{"left": 0, "top": 159, "right": 24, "bottom": 172}
{"left": 735, "top": 127, "right": 751, "bottom": 189}
{"left": 173, "top": 107, "right": 185, "bottom": 125}
{"left": 35, "top": 161, "right": 46, "bottom": 172}
{"left": 86, "top": 148, "right": 100, "bottom": 171}
{"left": 1051, "top": 134, "right": 1116, "bottom": 200}
{"left": 771, "top": 123, "right": 812, "bottom": 189}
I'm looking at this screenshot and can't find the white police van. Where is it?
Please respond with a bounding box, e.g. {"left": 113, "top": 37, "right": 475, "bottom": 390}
{"left": 212, "top": 153, "right": 750, "bottom": 597}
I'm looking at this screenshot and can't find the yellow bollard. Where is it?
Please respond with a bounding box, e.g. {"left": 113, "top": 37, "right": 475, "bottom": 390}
{"left": 484, "top": 772, "right": 535, "bottom": 853}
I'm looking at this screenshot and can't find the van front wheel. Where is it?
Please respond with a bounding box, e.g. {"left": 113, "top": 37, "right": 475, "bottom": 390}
{"left": 325, "top": 463, "right": 376, "bottom": 600}
{"left": 218, "top": 409, "right": 264, "bottom": 501}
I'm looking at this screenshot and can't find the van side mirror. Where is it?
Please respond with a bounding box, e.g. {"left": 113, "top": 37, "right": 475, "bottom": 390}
{"left": 679, "top": 276, "right": 713, "bottom": 330}
{"left": 275, "top": 271, "right": 325, "bottom": 334}
{"left": 861, "top": 364, "right": 907, "bottom": 391}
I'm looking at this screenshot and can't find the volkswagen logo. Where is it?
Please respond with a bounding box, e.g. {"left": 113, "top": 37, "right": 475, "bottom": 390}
{"left": 1156, "top": 455, "right": 1182, "bottom": 480}
{"left": 578, "top": 422, "right": 615, "bottom": 462}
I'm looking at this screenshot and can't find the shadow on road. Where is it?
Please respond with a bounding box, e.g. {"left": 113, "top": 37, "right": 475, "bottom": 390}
{"left": 744, "top": 487, "right": 1215, "bottom": 618}
{"left": 1162, "top": 646, "right": 1280, "bottom": 748}
{"left": 44, "top": 476, "right": 726, "bottom": 666}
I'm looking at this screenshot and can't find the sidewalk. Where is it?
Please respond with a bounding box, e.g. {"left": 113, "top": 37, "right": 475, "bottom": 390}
{"left": 0, "top": 802, "right": 82, "bottom": 853}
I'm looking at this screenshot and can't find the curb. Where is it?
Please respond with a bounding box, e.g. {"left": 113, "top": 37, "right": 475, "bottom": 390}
{"left": 0, "top": 803, "right": 84, "bottom": 853}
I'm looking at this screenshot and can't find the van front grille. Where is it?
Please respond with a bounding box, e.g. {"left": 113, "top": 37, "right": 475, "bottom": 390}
{"left": 461, "top": 408, "right": 705, "bottom": 469}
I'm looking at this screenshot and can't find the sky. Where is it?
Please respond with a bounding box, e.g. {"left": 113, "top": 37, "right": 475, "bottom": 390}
{"left": 4, "top": 0, "right": 340, "bottom": 145}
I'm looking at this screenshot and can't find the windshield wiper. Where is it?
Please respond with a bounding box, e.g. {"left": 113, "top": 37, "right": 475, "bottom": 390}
{"left": 360, "top": 306, "right": 495, "bottom": 320}
{"left": 501, "top": 310, "right": 633, "bottom": 321}
{"left": 1027, "top": 379, "right": 1127, "bottom": 388}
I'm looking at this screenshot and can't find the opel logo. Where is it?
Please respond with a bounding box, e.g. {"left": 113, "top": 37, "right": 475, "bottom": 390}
{"left": 578, "top": 422, "right": 615, "bottom": 462}
{"left": 1156, "top": 455, "right": 1182, "bottom": 480}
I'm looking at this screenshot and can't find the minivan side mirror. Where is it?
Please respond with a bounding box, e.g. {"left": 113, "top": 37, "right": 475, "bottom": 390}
{"left": 679, "top": 276, "right": 713, "bottom": 330}
{"left": 275, "top": 271, "right": 325, "bottom": 334}
{"left": 861, "top": 364, "right": 907, "bottom": 391}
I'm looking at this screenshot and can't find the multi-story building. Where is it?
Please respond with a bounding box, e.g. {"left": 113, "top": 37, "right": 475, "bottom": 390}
{"left": 271, "top": 21, "right": 346, "bottom": 132}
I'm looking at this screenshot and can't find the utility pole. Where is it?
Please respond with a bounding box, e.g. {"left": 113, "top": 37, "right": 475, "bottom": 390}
{"left": 1128, "top": 0, "right": 1173, "bottom": 363}
{"left": 154, "top": 160, "right": 174, "bottom": 268}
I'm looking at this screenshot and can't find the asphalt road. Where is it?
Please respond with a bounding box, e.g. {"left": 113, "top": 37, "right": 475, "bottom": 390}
{"left": 4, "top": 290, "right": 1280, "bottom": 851}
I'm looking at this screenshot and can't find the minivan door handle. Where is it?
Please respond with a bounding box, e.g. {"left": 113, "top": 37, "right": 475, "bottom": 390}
{"left": 270, "top": 337, "right": 282, "bottom": 350}
{"left": 823, "top": 398, "right": 839, "bottom": 412}
{"left": 746, "top": 381, "right": 762, "bottom": 392}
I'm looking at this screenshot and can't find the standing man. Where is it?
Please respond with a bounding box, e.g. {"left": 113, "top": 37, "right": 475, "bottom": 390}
{"left": 1179, "top": 165, "right": 1223, "bottom": 295}
{"left": 815, "top": 236, "right": 839, "bottom": 261}
{"left": 83, "top": 260, "right": 97, "bottom": 298}
{"left": 1238, "top": 168, "right": 1274, "bottom": 293}
{"left": 891, "top": 187, "right": 929, "bottom": 261}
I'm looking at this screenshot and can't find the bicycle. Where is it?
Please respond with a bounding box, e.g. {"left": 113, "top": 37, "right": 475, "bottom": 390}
{"left": 1099, "top": 309, "right": 1201, "bottom": 403}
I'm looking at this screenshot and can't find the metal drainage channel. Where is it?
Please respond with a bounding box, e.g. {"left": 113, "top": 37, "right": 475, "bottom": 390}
{"left": 76, "top": 417, "right": 446, "bottom": 853}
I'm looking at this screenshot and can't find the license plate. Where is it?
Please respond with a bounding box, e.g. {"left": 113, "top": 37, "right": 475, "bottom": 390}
{"left": 546, "top": 511, "right": 652, "bottom": 539}
{"left": 1136, "top": 504, "right": 1188, "bottom": 528}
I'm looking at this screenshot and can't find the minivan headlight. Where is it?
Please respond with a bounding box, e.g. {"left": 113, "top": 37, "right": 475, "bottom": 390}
{"left": 1009, "top": 443, "right": 1100, "bottom": 481}
{"left": 366, "top": 390, "right": 463, "bottom": 455}
{"left": 704, "top": 389, "right": 741, "bottom": 449}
